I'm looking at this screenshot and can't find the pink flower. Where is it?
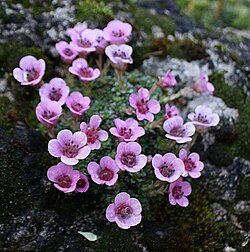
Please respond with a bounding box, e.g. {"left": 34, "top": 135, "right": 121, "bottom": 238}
{"left": 35, "top": 101, "right": 62, "bottom": 128}
{"left": 48, "top": 129, "right": 91, "bottom": 165}
{"left": 80, "top": 115, "right": 108, "bottom": 150}
{"left": 129, "top": 88, "right": 161, "bottom": 122}
{"left": 164, "top": 104, "right": 179, "bottom": 121}
{"left": 106, "top": 192, "right": 142, "bottom": 229}
{"left": 103, "top": 20, "right": 132, "bottom": 44}
{"left": 187, "top": 105, "right": 220, "bottom": 127}
{"left": 169, "top": 178, "right": 192, "bottom": 207}
{"left": 75, "top": 174, "right": 89, "bottom": 193}
{"left": 66, "top": 22, "right": 87, "bottom": 37}
{"left": 69, "top": 29, "right": 97, "bottom": 55}
{"left": 66, "top": 92, "right": 91, "bottom": 118}
{"left": 152, "top": 153, "right": 184, "bottom": 182}
{"left": 193, "top": 71, "right": 214, "bottom": 94}
{"left": 105, "top": 44, "right": 133, "bottom": 70}
{"left": 109, "top": 118, "right": 145, "bottom": 141}
{"left": 69, "top": 58, "right": 100, "bottom": 82}
{"left": 55, "top": 41, "right": 78, "bottom": 64}
{"left": 179, "top": 148, "right": 204, "bottom": 178}
{"left": 163, "top": 116, "right": 195, "bottom": 143}
{"left": 94, "top": 29, "right": 108, "bottom": 53}
{"left": 39, "top": 77, "right": 70, "bottom": 105}
{"left": 47, "top": 162, "right": 80, "bottom": 193}
{"left": 87, "top": 156, "right": 119, "bottom": 186}
{"left": 159, "top": 70, "right": 176, "bottom": 87}
{"left": 13, "top": 55, "right": 45, "bottom": 86}
{"left": 115, "top": 142, "right": 147, "bottom": 173}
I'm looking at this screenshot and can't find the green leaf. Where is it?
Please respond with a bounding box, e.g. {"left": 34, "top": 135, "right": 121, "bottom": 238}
{"left": 78, "top": 231, "right": 98, "bottom": 242}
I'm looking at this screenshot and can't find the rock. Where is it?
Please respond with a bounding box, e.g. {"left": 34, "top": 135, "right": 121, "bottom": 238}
{"left": 199, "top": 158, "right": 250, "bottom": 201}
{"left": 234, "top": 201, "right": 250, "bottom": 214}
{"left": 212, "top": 203, "right": 228, "bottom": 222}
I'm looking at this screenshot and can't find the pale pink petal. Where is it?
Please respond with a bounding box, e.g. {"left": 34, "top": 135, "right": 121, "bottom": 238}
{"left": 176, "top": 196, "right": 189, "bottom": 207}
{"left": 148, "top": 100, "right": 161, "bottom": 114}
{"left": 61, "top": 156, "right": 79, "bottom": 165}
{"left": 115, "top": 192, "right": 130, "bottom": 205}
{"left": 48, "top": 139, "right": 62, "bottom": 157}
{"left": 106, "top": 203, "right": 116, "bottom": 222}
{"left": 75, "top": 146, "right": 91, "bottom": 159}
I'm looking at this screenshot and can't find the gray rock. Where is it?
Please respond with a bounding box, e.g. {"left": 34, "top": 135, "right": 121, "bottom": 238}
{"left": 212, "top": 203, "right": 228, "bottom": 222}
{"left": 234, "top": 201, "right": 250, "bottom": 214}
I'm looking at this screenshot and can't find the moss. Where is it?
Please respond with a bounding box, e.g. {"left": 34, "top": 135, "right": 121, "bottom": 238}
{"left": 210, "top": 72, "right": 250, "bottom": 161}
{"left": 0, "top": 42, "right": 52, "bottom": 78}
{"left": 151, "top": 37, "right": 208, "bottom": 61}
{"left": 150, "top": 183, "right": 243, "bottom": 251}
{"left": 96, "top": 227, "right": 141, "bottom": 252}
{"left": 237, "top": 176, "right": 250, "bottom": 201}
{"left": 76, "top": 0, "right": 113, "bottom": 26}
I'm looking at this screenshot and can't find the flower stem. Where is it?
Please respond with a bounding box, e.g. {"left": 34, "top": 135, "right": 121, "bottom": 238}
{"left": 149, "top": 81, "right": 159, "bottom": 95}
{"left": 186, "top": 132, "right": 198, "bottom": 151}
{"left": 48, "top": 127, "right": 55, "bottom": 138}
{"left": 160, "top": 87, "right": 193, "bottom": 103}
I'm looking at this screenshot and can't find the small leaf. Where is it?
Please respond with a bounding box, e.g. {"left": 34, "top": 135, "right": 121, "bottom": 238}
{"left": 78, "top": 231, "right": 98, "bottom": 242}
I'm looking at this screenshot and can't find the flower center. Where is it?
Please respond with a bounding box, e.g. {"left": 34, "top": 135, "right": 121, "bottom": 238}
{"left": 63, "top": 48, "right": 74, "bottom": 56}
{"left": 62, "top": 142, "right": 79, "bottom": 158}
{"left": 116, "top": 204, "right": 132, "bottom": 220}
{"left": 76, "top": 178, "right": 86, "bottom": 189}
{"left": 169, "top": 126, "right": 185, "bottom": 137}
{"left": 184, "top": 159, "right": 195, "bottom": 172}
{"left": 79, "top": 38, "right": 92, "bottom": 48}
{"left": 57, "top": 175, "right": 72, "bottom": 188}
{"left": 23, "top": 68, "right": 39, "bottom": 82}
{"left": 42, "top": 110, "right": 55, "bottom": 119}
{"left": 87, "top": 128, "right": 99, "bottom": 144}
{"left": 79, "top": 67, "right": 93, "bottom": 77}
{"left": 121, "top": 153, "right": 136, "bottom": 167}
{"left": 113, "top": 49, "right": 127, "bottom": 59}
{"left": 112, "top": 29, "right": 124, "bottom": 38}
{"left": 159, "top": 162, "right": 175, "bottom": 177}
{"left": 72, "top": 102, "right": 83, "bottom": 112}
{"left": 172, "top": 186, "right": 184, "bottom": 199}
{"left": 137, "top": 98, "right": 149, "bottom": 114}
{"left": 119, "top": 127, "right": 132, "bottom": 139}
{"left": 49, "top": 87, "right": 62, "bottom": 101}
{"left": 97, "top": 36, "right": 104, "bottom": 43}
{"left": 195, "top": 113, "right": 209, "bottom": 124}
{"left": 99, "top": 167, "right": 114, "bottom": 181}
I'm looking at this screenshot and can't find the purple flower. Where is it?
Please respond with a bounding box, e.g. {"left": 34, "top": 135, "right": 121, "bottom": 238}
{"left": 105, "top": 44, "right": 133, "bottom": 71}
{"left": 13, "top": 55, "right": 45, "bottom": 86}
{"left": 152, "top": 153, "right": 184, "bottom": 182}
{"left": 187, "top": 105, "right": 220, "bottom": 127}
{"left": 169, "top": 178, "right": 192, "bottom": 207}
{"left": 47, "top": 162, "right": 80, "bottom": 193}
{"left": 109, "top": 118, "right": 145, "bottom": 142}
{"left": 115, "top": 142, "right": 147, "bottom": 173}
{"left": 69, "top": 29, "right": 97, "bottom": 55}
{"left": 55, "top": 41, "right": 78, "bottom": 64}
{"left": 103, "top": 20, "right": 132, "bottom": 44}
{"left": 94, "top": 29, "right": 108, "bottom": 53}
{"left": 69, "top": 58, "right": 100, "bottom": 82}
{"left": 87, "top": 156, "right": 119, "bottom": 186}
{"left": 80, "top": 115, "right": 109, "bottom": 150}
{"left": 163, "top": 116, "right": 195, "bottom": 143}
{"left": 35, "top": 101, "right": 62, "bottom": 128}
{"left": 39, "top": 77, "right": 70, "bottom": 105}
{"left": 66, "top": 92, "right": 91, "bottom": 118}
{"left": 179, "top": 148, "right": 204, "bottom": 178}
{"left": 75, "top": 173, "right": 89, "bottom": 193}
{"left": 129, "top": 88, "right": 161, "bottom": 122}
{"left": 66, "top": 22, "right": 88, "bottom": 37}
{"left": 159, "top": 70, "right": 176, "bottom": 87}
{"left": 193, "top": 71, "right": 214, "bottom": 94}
{"left": 48, "top": 129, "right": 91, "bottom": 165}
{"left": 164, "top": 104, "right": 179, "bottom": 121}
{"left": 106, "top": 192, "right": 142, "bottom": 229}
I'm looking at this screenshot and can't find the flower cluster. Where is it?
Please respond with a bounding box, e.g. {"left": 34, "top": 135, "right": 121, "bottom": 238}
{"left": 12, "top": 19, "right": 220, "bottom": 230}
